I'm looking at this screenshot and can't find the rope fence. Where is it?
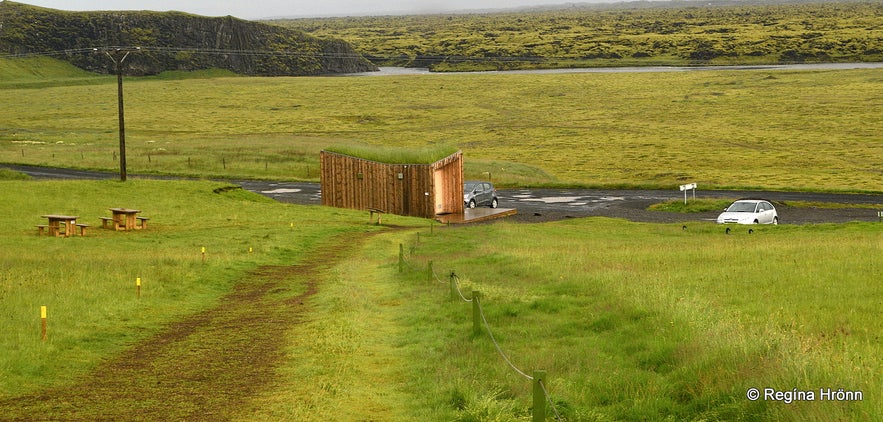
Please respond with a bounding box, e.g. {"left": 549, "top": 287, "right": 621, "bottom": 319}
{"left": 475, "top": 294, "right": 532, "bottom": 380}
{"left": 450, "top": 273, "right": 473, "bottom": 303}
{"left": 400, "top": 236, "right": 562, "bottom": 421}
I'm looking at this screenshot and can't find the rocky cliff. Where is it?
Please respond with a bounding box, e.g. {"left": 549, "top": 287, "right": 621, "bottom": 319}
{"left": 0, "top": 1, "right": 377, "bottom": 75}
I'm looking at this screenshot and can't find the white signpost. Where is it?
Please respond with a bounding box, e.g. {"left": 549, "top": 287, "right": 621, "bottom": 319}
{"left": 679, "top": 183, "right": 697, "bottom": 204}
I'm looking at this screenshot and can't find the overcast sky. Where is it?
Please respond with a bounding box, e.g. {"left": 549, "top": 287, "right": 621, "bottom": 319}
{"left": 21, "top": 0, "right": 633, "bottom": 20}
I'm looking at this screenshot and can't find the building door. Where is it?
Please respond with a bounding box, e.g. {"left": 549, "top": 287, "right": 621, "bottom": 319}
{"left": 434, "top": 169, "right": 447, "bottom": 214}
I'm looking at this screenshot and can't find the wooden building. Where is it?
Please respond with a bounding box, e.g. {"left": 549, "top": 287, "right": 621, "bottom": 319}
{"left": 320, "top": 150, "right": 464, "bottom": 218}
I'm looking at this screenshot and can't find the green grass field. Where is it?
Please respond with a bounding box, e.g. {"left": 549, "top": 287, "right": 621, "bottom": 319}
{"left": 0, "top": 178, "right": 878, "bottom": 420}
{"left": 0, "top": 179, "right": 389, "bottom": 394}
{"left": 1, "top": 57, "right": 881, "bottom": 192}
{"left": 386, "top": 220, "right": 881, "bottom": 420}
{"left": 0, "top": 55, "right": 880, "bottom": 420}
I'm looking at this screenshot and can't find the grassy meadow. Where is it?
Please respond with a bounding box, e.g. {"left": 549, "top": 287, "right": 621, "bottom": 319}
{"left": 0, "top": 178, "right": 398, "bottom": 397}
{"left": 0, "top": 52, "right": 881, "bottom": 420}
{"left": 1, "top": 57, "right": 881, "bottom": 192}
{"left": 319, "top": 219, "right": 881, "bottom": 421}
{"left": 1, "top": 176, "right": 879, "bottom": 420}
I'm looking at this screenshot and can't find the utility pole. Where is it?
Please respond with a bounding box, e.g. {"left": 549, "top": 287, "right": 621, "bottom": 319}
{"left": 96, "top": 47, "right": 140, "bottom": 181}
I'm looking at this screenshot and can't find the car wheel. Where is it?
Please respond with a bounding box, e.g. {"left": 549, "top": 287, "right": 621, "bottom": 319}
{"left": 468, "top": 200, "right": 476, "bottom": 209}
{"left": 753, "top": 220, "right": 759, "bottom": 224}
{"left": 773, "top": 217, "right": 779, "bottom": 225}
{"left": 491, "top": 198, "right": 498, "bottom": 208}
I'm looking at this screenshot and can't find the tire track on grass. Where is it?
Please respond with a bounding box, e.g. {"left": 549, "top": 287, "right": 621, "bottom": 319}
{"left": 0, "top": 234, "right": 369, "bottom": 421}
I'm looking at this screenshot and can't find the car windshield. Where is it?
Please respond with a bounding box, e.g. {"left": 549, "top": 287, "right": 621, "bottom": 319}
{"left": 464, "top": 182, "right": 478, "bottom": 192}
{"left": 727, "top": 201, "right": 758, "bottom": 212}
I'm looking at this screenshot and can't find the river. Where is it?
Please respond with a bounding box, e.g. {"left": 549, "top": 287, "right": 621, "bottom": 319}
{"left": 346, "top": 62, "right": 883, "bottom": 76}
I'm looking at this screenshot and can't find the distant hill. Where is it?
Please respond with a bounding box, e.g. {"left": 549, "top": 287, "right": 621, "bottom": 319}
{"left": 0, "top": 1, "right": 377, "bottom": 76}
{"left": 278, "top": 1, "right": 882, "bottom": 71}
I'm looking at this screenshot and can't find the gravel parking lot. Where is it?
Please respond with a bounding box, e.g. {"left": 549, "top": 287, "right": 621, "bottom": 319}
{"left": 238, "top": 180, "right": 881, "bottom": 225}
{"left": 493, "top": 189, "right": 882, "bottom": 224}
{"left": 5, "top": 165, "right": 880, "bottom": 225}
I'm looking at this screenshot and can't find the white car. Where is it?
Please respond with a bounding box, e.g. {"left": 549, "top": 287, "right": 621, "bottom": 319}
{"left": 717, "top": 199, "right": 779, "bottom": 225}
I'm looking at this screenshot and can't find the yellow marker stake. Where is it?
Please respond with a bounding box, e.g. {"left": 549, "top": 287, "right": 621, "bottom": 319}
{"left": 290, "top": 222, "right": 294, "bottom": 229}
{"left": 248, "top": 247, "right": 253, "bottom": 254}
{"left": 40, "top": 306, "right": 47, "bottom": 341}
{"left": 201, "top": 246, "right": 206, "bottom": 263}
{"left": 136, "top": 277, "right": 142, "bottom": 298}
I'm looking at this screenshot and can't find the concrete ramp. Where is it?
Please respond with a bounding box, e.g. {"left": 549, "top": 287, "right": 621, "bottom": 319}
{"left": 435, "top": 208, "right": 517, "bottom": 224}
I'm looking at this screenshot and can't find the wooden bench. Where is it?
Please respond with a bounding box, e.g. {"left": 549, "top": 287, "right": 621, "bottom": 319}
{"left": 136, "top": 216, "right": 150, "bottom": 229}
{"left": 99, "top": 217, "right": 114, "bottom": 229}
{"left": 37, "top": 224, "right": 62, "bottom": 237}
{"left": 368, "top": 208, "right": 385, "bottom": 225}
{"left": 76, "top": 223, "right": 90, "bottom": 236}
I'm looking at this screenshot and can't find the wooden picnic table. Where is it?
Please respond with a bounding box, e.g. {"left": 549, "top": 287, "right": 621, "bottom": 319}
{"left": 108, "top": 208, "right": 141, "bottom": 231}
{"left": 40, "top": 214, "right": 78, "bottom": 237}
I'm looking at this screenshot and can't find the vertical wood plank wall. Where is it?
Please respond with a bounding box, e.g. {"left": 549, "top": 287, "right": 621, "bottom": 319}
{"left": 320, "top": 150, "right": 464, "bottom": 218}
{"left": 431, "top": 152, "right": 464, "bottom": 215}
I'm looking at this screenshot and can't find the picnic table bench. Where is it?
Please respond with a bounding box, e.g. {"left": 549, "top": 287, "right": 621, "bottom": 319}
{"left": 368, "top": 208, "right": 385, "bottom": 225}
{"left": 99, "top": 217, "right": 114, "bottom": 229}
{"left": 39, "top": 215, "right": 79, "bottom": 237}
{"left": 103, "top": 208, "right": 147, "bottom": 231}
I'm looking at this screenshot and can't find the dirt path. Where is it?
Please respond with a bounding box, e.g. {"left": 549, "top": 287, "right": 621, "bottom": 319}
{"left": 0, "top": 235, "right": 361, "bottom": 421}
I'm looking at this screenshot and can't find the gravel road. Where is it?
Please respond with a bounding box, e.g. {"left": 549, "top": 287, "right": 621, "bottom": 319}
{"left": 5, "top": 165, "right": 881, "bottom": 225}
{"left": 214, "top": 177, "right": 883, "bottom": 225}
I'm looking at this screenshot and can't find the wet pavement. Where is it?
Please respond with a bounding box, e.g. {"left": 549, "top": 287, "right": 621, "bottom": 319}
{"left": 4, "top": 164, "right": 882, "bottom": 224}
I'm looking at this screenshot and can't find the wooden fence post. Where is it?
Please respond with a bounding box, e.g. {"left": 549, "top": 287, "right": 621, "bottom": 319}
{"left": 450, "top": 271, "right": 457, "bottom": 302}
{"left": 399, "top": 243, "right": 404, "bottom": 273}
{"left": 428, "top": 261, "right": 434, "bottom": 282}
{"left": 40, "top": 306, "right": 47, "bottom": 341}
{"left": 533, "top": 370, "right": 547, "bottom": 421}
{"left": 472, "top": 290, "right": 481, "bottom": 336}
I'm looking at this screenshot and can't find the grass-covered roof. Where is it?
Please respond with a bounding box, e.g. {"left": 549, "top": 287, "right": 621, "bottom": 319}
{"left": 323, "top": 144, "right": 459, "bottom": 165}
